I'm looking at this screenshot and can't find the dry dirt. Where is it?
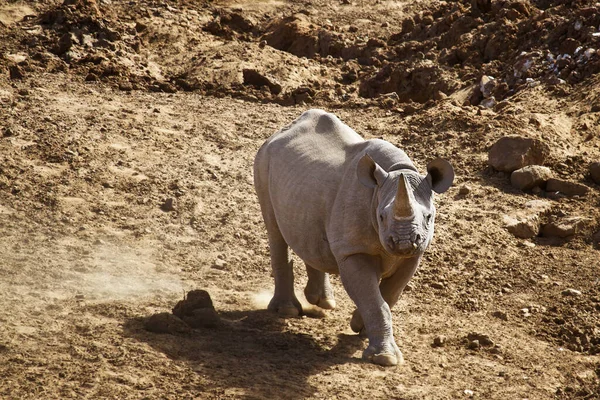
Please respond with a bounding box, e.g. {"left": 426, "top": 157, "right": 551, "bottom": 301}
{"left": 1, "top": 0, "right": 600, "bottom": 399}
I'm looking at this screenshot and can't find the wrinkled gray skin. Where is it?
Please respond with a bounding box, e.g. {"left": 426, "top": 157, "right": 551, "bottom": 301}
{"left": 253, "top": 109, "right": 454, "bottom": 366}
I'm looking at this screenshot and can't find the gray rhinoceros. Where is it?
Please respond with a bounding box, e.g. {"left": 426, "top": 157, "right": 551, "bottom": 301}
{"left": 253, "top": 109, "right": 454, "bottom": 366}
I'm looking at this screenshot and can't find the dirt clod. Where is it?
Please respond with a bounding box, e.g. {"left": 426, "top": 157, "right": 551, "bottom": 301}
{"left": 145, "top": 312, "right": 191, "bottom": 334}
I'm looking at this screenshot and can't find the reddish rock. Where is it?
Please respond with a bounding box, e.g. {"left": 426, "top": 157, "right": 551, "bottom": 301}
{"left": 510, "top": 165, "right": 552, "bottom": 190}
{"left": 488, "top": 136, "right": 550, "bottom": 172}
{"left": 546, "top": 179, "right": 589, "bottom": 196}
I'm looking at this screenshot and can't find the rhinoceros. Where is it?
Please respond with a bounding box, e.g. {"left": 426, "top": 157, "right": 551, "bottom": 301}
{"left": 253, "top": 109, "right": 454, "bottom": 366}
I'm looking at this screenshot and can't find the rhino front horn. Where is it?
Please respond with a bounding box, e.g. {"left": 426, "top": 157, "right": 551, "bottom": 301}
{"left": 393, "top": 173, "right": 414, "bottom": 218}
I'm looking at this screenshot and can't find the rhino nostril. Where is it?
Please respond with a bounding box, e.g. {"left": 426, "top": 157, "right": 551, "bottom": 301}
{"left": 415, "top": 234, "right": 422, "bottom": 244}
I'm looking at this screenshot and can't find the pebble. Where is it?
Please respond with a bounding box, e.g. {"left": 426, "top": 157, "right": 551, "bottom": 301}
{"left": 492, "top": 311, "right": 508, "bottom": 321}
{"left": 433, "top": 335, "right": 446, "bottom": 347}
{"left": 562, "top": 288, "right": 582, "bottom": 296}
{"left": 213, "top": 258, "right": 227, "bottom": 269}
{"left": 458, "top": 185, "right": 471, "bottom": 195}
{"left": 160, "top": 198, "right": 175, "bottom": 212}
{"left": 468, "top": 339, "right": 480, "bottom": 350}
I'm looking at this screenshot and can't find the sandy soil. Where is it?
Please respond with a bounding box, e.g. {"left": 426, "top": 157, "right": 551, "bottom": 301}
{"left": 1, "top": 0, "right": 600, "bottom": 398}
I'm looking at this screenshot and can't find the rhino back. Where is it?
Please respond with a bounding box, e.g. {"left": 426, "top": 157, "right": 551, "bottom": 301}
{"left": 255, "top": 110, "right": 365, "bottom": 270}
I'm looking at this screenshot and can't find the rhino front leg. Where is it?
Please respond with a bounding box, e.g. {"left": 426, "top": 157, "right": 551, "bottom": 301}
{"left": 351, "top": 255, "right": 421, "bottom": 335}
{"left": 340, "top": 254, "right": 402, "bottom": 366}
{"left": 304, "top": 264, "right": 336, "bottom": 310}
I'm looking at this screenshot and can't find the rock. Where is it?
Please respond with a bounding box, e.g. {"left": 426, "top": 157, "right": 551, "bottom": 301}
{"left": 590, "top": 162, "right": 600, "bottom": 184}
{"left": 492, "top": 311, "right": 508, "bottom": 321}
{"left": 467, "top": 332, "right": 494, "bottom": 346}
{"left": 458, "top": 185, "right": 472, "bottom": 195}
{"left": 546, "top": 179, "right": 589, "bottom": 196}
{"left": 480, "top": 97, "right": 497, "bottom": 108}
{"left": 503, "top": 214, "right": 540, "bottom": 239}
{"left": 562, "top": 288, "right": 582, "bottom": 296}
{"left": 468, "top": 339, "right": 480, "bottom": 350}
{"left": 559, "top": 38, "right": 581, "bottom": 55}
{"left": 173, "top": 290, "right": 221, "bottom": 329}
{"left": 242, "top": 69, "right": 282, "bottom": 95}
{"left": 56, "top": 32, "right": 76, "bottom": 55}
{"left": 433, "top": 90, "right": 447, "bottom": 100}
{"left": 160, "top": 198, "right": 175, "bottom": 212}
{"left": 173, "top": 289, "right": 214, "bottom": 312}
{"left": 213, "top": 258, "right": 227, "bottom": 270}
{"left": 145, "top": 312, "right": 191, "bottom": 334}
{"left": 541, "top": 216, "right": 589, "bottom": 238}
{"left": 433, "top": 335, "right": 446, "bottom": 347}
{"left": 479, "top": 75, "right": 495, "bottom": 98}
{"left": 8, "top": 65, "right": 24, "bottom": 80}
{"left": 510, "top": 165, "right": 553, "bottom": 190}
{"left": 488, "top": 136, "right": 550, "bottom": 172}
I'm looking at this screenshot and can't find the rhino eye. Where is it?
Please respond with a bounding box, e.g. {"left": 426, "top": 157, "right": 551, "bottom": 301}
{"left": 425, "top": 214, "right": 432, "bottom": 224}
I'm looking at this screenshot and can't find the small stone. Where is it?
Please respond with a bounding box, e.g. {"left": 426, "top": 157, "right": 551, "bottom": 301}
{"left": 492, "top": 311, "right": 508, "bottom": 321}
{"left": 213, "top": 258, "right": 227, "bottom": 270}
{"left": 520, "top": 308, "right": 531, "bottom": 317}
{"left": 468, "top": 339, "right": 480, "bottom": 350}
{"left": 464, "top": 389, "right": 474, "bottom": 397}
{"left": 562, "top": 288, "right": 582, "bottom": 296}
{"left": 510, "top": 165, "right": 552, "bottom": 191}
{"left": 480, "top": 97, "right": 497, "bottom": 108}
{"left": 590, "top": 162, "right": 600, "bottom": 184}
{"left": 467, "top": 332, "right": 494, "bottom": 346}
{"left": 433, "top": 90, "right": 448, "bottom": 101}
{"left": 546, "top": 178, "right": 589, "bottom": 196}
{"left": 430, "top": 282, "right": 445, "bottom": 290}
{"left": 433, "top": 335, "right": 446, "bottom": 347}
{"left": 9, "top": 65, "right": 24, "bottom": 80}
{"left": 160, "top": 198, "right": 175, "bottom": 212}
{"left": 458, "top": 185, "right": 471, "bottom": 195}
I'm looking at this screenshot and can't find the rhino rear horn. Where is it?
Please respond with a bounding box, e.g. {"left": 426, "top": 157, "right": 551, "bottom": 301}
{"left": 426, "top": 158, "right": 454, "bottom": 194}
{"left": 357, "top": 154, "right": 388, "bottom": 188}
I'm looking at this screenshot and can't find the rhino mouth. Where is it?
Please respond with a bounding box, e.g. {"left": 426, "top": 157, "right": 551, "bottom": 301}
{"left": 383, "top": 237, "right": 420, "bottom": 257}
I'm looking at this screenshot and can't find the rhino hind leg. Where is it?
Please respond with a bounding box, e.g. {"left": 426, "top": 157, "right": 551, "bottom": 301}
{"left": 304, "top": 265, "right": 336, "bottom": 310}
{"left": 266, "top": 228, "right": 303, "bottom": 318}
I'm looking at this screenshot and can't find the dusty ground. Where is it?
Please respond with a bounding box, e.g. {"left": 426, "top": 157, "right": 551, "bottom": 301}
{"left": 1, "top": 0, "right": 600, "bottom": 398}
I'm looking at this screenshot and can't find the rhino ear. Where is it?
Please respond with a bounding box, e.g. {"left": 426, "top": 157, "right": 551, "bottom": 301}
{"left": 357, "top": 154, "right": 388, "bottom": 188}
{"left": 426, "top": 158, "right": 454, "bottom": 194}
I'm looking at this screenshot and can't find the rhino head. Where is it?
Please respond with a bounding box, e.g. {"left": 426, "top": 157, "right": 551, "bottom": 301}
{"left": 357, "top": 154, "right": 454, "bottom": 257}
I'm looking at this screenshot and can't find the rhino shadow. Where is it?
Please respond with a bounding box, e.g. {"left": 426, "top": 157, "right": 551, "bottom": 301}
{"left": 122, "top": 309, "right": 365, "bottom": 399}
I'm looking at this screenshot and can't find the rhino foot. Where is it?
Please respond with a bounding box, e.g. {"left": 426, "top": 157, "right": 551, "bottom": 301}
{"left": 268, "top": 297, "right": 302, "bottom": 318}
{"left": 350, "top": 309, "right": 365, "bottom": 334}
{"left": 304, "top": 269, "right": 336, "bottom": 310}
{"left": 304, "top": 291, "right": 336, "bottom": 310}
{"left": 362, "top": 340, "right": 404, "bottom": 367}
